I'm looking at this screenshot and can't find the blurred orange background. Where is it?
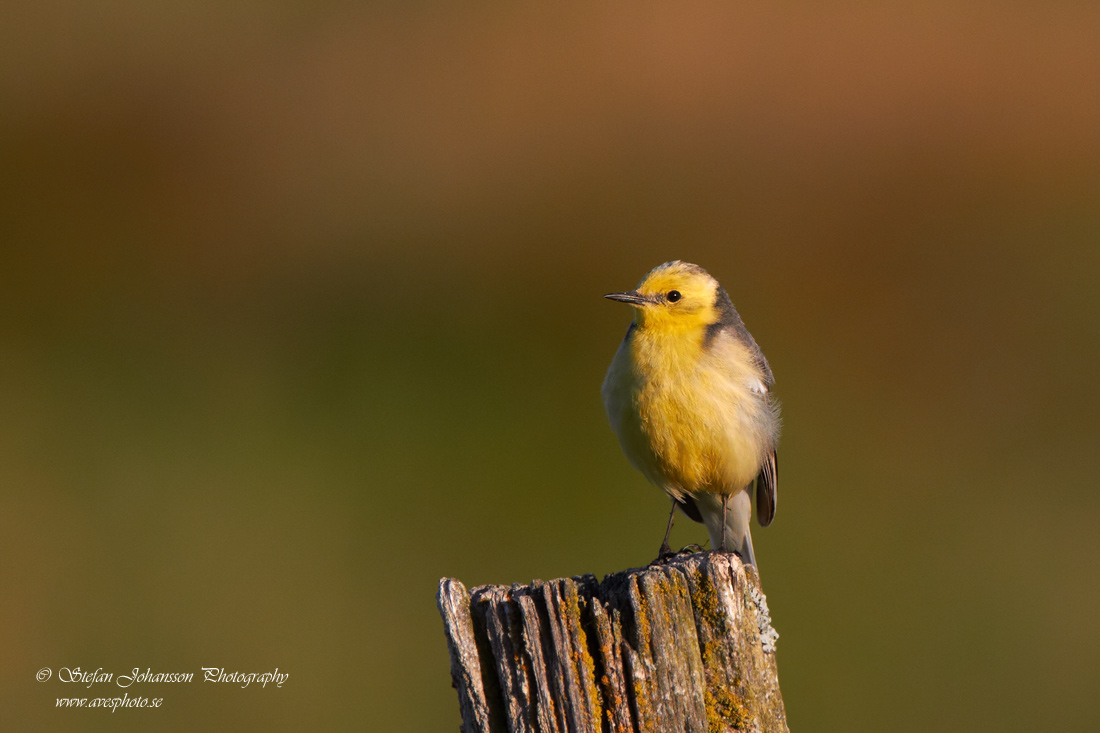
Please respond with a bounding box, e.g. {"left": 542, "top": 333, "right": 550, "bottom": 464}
{"left": 3, "top": 3, "right": 1099, "bottom": 730}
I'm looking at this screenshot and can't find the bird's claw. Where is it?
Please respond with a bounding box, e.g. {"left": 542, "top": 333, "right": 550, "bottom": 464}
{"left": 650, "top": 543, "right": 705, "bottom": 565}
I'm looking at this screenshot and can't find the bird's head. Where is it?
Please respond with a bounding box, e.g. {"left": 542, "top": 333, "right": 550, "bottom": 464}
{"left": 605, "top": 261, "right": 722, "bottom": 334}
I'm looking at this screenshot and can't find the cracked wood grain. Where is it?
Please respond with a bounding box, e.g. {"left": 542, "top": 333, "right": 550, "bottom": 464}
{"left": 438, "top": 551, "right": 788, "bottom": 733}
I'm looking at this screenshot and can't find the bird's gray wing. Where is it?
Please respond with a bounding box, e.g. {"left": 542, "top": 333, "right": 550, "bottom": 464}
{"left": 755, "top": 449, "right": 778, "bottom": 526}
{"left": 706, "top": 287, "right": 774, "bottom": 388}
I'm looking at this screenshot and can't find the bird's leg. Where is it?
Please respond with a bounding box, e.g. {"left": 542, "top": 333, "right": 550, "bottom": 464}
{"left": 657, "top": 500, "right": 677, "bottom": 558}
{"left": 720, "top": 494, "right": 729, "bottom": 551}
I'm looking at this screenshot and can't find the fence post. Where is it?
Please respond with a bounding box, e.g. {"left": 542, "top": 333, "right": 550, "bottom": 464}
{"left": 438, "top": 551, "right": 788, "bottom": 733}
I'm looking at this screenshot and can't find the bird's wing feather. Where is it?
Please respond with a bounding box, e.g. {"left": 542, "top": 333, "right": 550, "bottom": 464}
{"left": 755, "top": 450, "right": 778, "bottom": 526}
{"left": 676, "top": 495, "right": 703, "bottom": 523}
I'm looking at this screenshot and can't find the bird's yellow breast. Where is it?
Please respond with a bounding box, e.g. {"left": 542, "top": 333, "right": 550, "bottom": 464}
{"left": 603, "top": 325, "right": 769, "bottom": 497}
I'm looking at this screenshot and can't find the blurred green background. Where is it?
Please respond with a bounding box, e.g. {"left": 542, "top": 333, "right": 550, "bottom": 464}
{"left": 3, "top": 3, "right": 1099, "bottom": 731}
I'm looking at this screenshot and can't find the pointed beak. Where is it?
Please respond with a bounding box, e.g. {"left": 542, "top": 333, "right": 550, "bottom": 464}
{"left": 604, "top": 290, "right": 651, "bottom": 306}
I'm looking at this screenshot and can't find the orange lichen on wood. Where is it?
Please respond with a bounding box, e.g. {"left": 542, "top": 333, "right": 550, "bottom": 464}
{"left": 438, "top": 551, "right": 788, "bottom": 733}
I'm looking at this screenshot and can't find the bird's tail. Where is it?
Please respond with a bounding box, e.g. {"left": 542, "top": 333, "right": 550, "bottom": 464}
{"left": 693, "top": 490, "right": 756, "bottom": 566}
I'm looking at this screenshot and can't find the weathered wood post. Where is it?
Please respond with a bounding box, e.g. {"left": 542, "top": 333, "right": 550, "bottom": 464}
{"left": 437, "top": 551, "right": 788, "bottom": 733}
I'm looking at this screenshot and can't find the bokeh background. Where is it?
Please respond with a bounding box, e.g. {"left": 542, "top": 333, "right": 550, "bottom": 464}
{"left": 3, "top": 3, "right": 1099, "bottom": 731}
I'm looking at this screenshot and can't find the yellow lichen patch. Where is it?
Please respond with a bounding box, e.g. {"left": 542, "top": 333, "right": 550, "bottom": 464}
{"left": 630, "top": 579, "right": 655, "bottom": 726}
{"left": 692, "top": 571, "right": 729, "bottom": 635}
{"left": 688, "top": 564, "right": 757, "bottom": 731}
{"left": 632, "top": 673, "right": 652, "bottom": 729}
{"left": 580, "top": 645, "right": 600, "bottom": 722}
{"left": 704, "top": 685, "right": 751, "bottom": 732}
{"left": 635, "top": 587, "right": 652, "bottom": 647}
{"left": 563, "top": 585, "right": 602, "bottom": 727}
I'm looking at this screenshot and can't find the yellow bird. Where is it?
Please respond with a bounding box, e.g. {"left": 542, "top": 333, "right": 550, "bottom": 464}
{"left": 602, "top": 261, "right": 780, "bottom": 566}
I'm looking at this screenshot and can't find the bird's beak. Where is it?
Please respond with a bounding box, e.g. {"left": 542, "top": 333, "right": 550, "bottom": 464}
{"left": 604, "top": 290, "right": 651, "bottom": 306}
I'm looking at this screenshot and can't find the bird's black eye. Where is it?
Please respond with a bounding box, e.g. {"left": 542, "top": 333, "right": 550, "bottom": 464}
{"left": 667, "top": 290, "right": 682, "bottom": 303}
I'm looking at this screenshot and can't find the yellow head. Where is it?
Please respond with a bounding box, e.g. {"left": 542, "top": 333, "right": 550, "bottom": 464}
{"left": 605, "top": 261, "right": 723, "bottom": 334}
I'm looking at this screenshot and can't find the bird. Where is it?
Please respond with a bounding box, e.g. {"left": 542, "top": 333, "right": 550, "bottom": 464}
{"left": 601, "top": 261, "right": 780, "bottom": 567}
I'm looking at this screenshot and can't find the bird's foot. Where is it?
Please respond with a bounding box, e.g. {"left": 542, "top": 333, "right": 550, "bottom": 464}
{"left": 650, "top": 542, "right": 675, "bottom": 565}
{"left": 650, "top": 543, "right": 705, "bottom": 565}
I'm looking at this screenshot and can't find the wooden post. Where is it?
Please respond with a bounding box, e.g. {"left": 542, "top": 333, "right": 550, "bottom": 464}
{"left": 437, "top": 551, "right": 788, "bottom": 733}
